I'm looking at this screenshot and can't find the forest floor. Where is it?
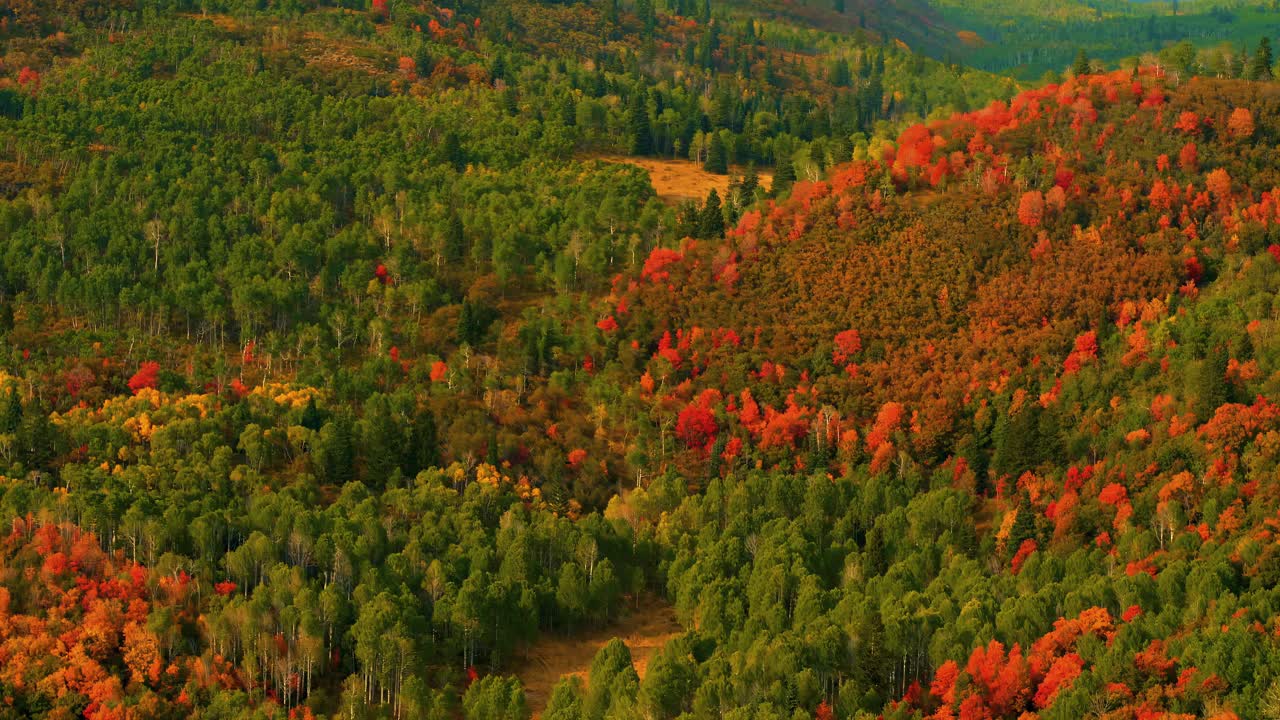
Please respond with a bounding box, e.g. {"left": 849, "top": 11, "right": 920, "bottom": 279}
{"left": 514, "top": 594, "right": 683, "bottom": 717}
{"left": 593, "top": 155, "right": 773, "bottom": 205}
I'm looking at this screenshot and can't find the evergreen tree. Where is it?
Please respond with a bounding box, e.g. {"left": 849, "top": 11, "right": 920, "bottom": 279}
{"left": 0, "top": 389, "right": 21, "bottom": 435}
{"left": 445, "top": 210, "right": 466, "bottom": 263}
{"left": 636, "top": 0, "right": 655, "bottom": 38}
{"left": 628, "top": 86, "right": 653, "bottom": 156}
{"left": 992, "top": 402, "right": 1041, "bottom": 478}
{"left": 704, "top": 132, "right": 728, "bottom": 174}
{"left": 1070, "top": 49, "right": 1090, "bottom": 76}
{"left": 740, "top": 164, "right": 760, "bottom": 199}
{"left": 699, "top": 189, "right": 725, "bottom": 239}
{"left": 1072, "top": 49, "right": 1091, "bottom": 76}
{"left": 585, "top": 639, "right": 639, "bottom": 720}
{"left": 1251, "top": 37, "right": 1274, "bottom": 80}
{"left": 1192, "top": 346, "right": 1230, "bottom": 421}
{"left": 772, "top": 151, "right": 796, "bottom": 194}
{"left": 407, "top": 407, "right": 438, "bottom": 475}
{"left": 299, "top": 396, "right": 325, "bottom": 431}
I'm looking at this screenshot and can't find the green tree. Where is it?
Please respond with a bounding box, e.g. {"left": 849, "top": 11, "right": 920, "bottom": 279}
{"left": 705, "top": 132, "right": 728, "bottom": 174}
{"left": 463, "top": 676, "right": 530, "bottom": 720}
{"left": 700, "top": 189, "right": 725, "bottom": 239}
{"left": 1071, "top": 49, "right": 1091, "bottom": 76}
{"left": 1251, "top": 37, "right": 1274, "bottom": 80}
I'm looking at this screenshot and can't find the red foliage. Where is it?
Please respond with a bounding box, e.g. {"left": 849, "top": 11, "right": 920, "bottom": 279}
{"left": 832, "top": 329, "right": 862, "bottom": 365}
{"left": 1227, "top": 108, "right": 1255, "bottom": 139}
{"left": 1098, "top": 483, "right": 1128, "bottom": 506}
{"left": 17, "top": 67, "right": 40, "bottom": 91}
{"left": 214, "top": 581, "right": 237, "bottom": 596}
{"left": 642, "top": 248, "right": 684, "bottom": 282}
{"left": 567, "top": 448, "right": 587, "bottom": 469}
{"left": 1033, "top": 653, "right": 1083, "bottom": 708}
{"left": 1062, "top": 331, "right": 1098, "bottom": 375}
{"left": 1018, "top": 190, "right": 1046, "bottom": 227}
{"left": 815, "top": 700, "right": 834, "bottom": 720}
{"left": 1174, "top": 111, "right": 1201, "bottom": 135}
{"left": 127, "top": 362, "right": 160, "bottom": 394}
{"left": 430, "top": 361, "right": 448, "bottom": 382}
{"left": 596, "top": 316, "right": 619, "bottom": 333}
{"left": 676, "top": 404, "right": 718, "bottom": 449}
{"left": 866, "top": 402, "right": 905, "bottom": 451}
{"left": 1184, "top": 256, "right": 1204, "bottom": 284}
{"left": 1134, "top": 639, "right": 1176, "bottom": 678}
{"left": 1010, "top": 539, "right": 1037, "bottom": 574}
{"left": 1179, "top": 142, "right": 1199, "bottom": 172}
{"left": 931, "top": 660, "right": 960, "bottom": 705}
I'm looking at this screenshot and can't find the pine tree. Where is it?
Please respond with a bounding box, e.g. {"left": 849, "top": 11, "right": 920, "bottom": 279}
{"left": 1251, "top": 37, "right": 1274, "bottom": 80}
{"left": 628, "top": 86, "right": 653, "bottom": 156}
{"left": 700, "top": 189, "right": 725, "bottom": 239}
{"left": 740, "top": 164, "right": 759, "bottom": 199}
{"left": 1192, "top": 346, "right": 1230, "bottom": 421}
{"left": 407, "top": 407, "right": 438, "bottom": 476}
{"left": 300, "top": 396, "right": 325, "bottom": 431}
{"left": 704, "top": 132, "right": 728, "bottom": 174}
{"left": 445, "top": 210, "right": 466, "bottom": 263}
{"left": 772, "top": 151, "right": 796, "bottom": 194}
{"left": 1072, "top": 49, "right": 1091, "bottom": 76}
{"left": 0, "top": 389, "right": 21, "bottom": 435}
{"left": 636, "top": 0, "right": 655, "bottom": 38}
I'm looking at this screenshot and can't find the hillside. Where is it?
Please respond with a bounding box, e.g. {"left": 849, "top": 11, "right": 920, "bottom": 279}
{"left": 928, "top": 0, "right": 1280, "bottom": 78}
{"left": 5, "top": 2, "right": 1280, "bottom": 720}
{"left": 719, "top": 0, "right": 961, "bottom": 57}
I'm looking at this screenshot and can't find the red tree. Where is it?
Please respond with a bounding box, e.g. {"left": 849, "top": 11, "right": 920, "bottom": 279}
{"left": 1227, "top": 108, "right": 1255, "bottom": 139}
{"left": 1179, "top": 142, "right": 1199, "bottom": 173}
{"left": 1018, "top": 190, "right": 1045, "bottom": 228}
{"left": 676, "top": 405, "right": 718, "bottom": 449}
{"left": 832, "top": 329, "right": 862, "bottom": 365}
{"left": 127, "top": 362, "right": 160, "bottom": 394}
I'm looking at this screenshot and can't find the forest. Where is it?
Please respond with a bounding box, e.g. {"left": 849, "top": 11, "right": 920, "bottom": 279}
{"left": 928, "top": 0, "right": 1280, "bottom": 79}
{"left": 6, "top": 1, "right": 1280, "bottom": 720}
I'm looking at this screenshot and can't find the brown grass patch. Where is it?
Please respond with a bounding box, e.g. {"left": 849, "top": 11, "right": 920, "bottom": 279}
{"left": 956, "top": 30, "right": 986, "bottom": 48}
{"left": 513, "top": 595, "right": 682, "bottom": 718}
{"left": 182, "top": 13, "right": 242, "bottom": 32}
{"left": 594, "top": 155, "right": 773, "bottom": 205}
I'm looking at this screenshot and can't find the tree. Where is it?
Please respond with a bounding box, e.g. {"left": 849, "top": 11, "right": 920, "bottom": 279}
{"left": 705, "top": 133, "right": 728, "bottom": 174}
{"left": 639, "top": 640, "right": 696, "bottom": 719}
{"left": 773, "top": 151, "right": 796, "bottom": 194}
{"left": 463, "top": 676, "right": 529, "bottom": 720}
{"left": 700, "top": 189, "right": 725, "bottom": 239}
{"left": 1192, "top": 346, "right": 1230, "bottom": 421}
{"left": 1228, "top": 107, "right": 1256, "bottom": 139}
{"left": 128, "top": 362, "right": 161, "bottom": 394}
{"left": 585, "top": 640, "right": 639, "bottom": 720}
{"left": 544, "top": 677, "right": 586, "bottom": 720}
{"left": 1250, "top": 37, "right": 1274, "bottom": 80}
{"left": 1018, "top": 190, "right": 1045, "bottom": 228}
{"left": 628, "top": 87, "right": 653, "bottom": 156}
{"left": 1071, "top": 49, "right": 1090, "bottom": 76}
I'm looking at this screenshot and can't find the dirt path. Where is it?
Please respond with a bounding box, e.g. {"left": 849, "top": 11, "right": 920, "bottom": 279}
{"left": 514, "top": 595, "right": 683, "bottom": 717}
